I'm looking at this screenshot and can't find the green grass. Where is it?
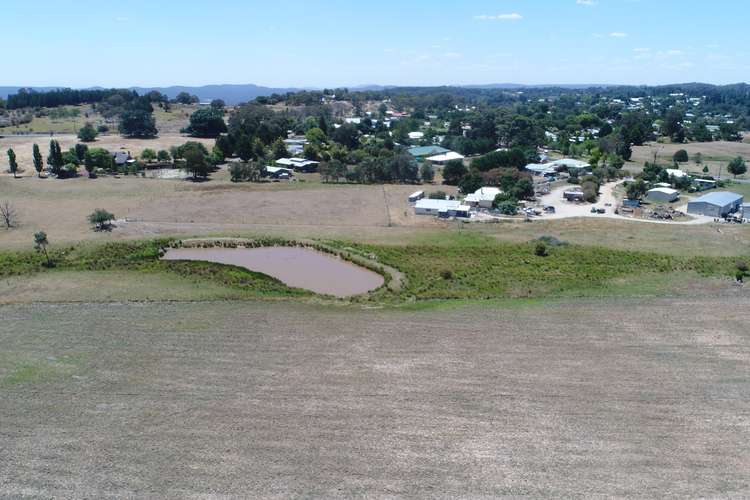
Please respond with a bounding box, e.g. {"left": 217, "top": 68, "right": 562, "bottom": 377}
{"left": 354, "top": 233, "right": 739, "bottom": 301}
{"left": 1, "top": 354, "right": 86, "bottom": 387}
{"left": 0, "top": 239, "right": 308, "bottom": 299}
{"left": 0, "top": 235, "right": 743, "bottom": 304}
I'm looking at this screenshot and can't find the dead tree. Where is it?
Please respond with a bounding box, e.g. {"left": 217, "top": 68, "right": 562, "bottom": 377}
{"left": 0, "top": 200, "right": 17, "bottom": 229}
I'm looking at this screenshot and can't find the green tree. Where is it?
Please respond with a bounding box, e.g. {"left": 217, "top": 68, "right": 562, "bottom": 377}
{"left": 332, "top": 123, "right": 360, "bottom": 149}
{"left": 77, "top": 122, "right": 99, "bottom": 142}
{"left": 84, "top": 148, "right": 114, "bottom": 175}
{"left": 305, "top": 127, "right": 327, "bottom": 146}
{"left": 235, "top": 134, "right": 255, "bottom": 162}
{"left": 46, "top": 140, "right": 64, "bottom": 176}
{"left": 7, "top": 148, "right": 18, "bottom": 178}
{"left": 175, "top": 92, "right": 199, "bottom": 104}
{"left": 442, "top": 160, "right": 467, "bottom": 185}
{"left": 74, "top": 143, "right": 89, "bottom": 163}
{"left": 34, "top": 231, "right": 52, "bottom": 267}
{"left": 494, "top": 199, "right": 518, "bottom": 215}
{"left": 157, "top": 150, "right": 171, "bottom": 162}
{"left": 693, "top": 152, "right": 703, "bottom": 165}
{"left": 88, "top": 209, "right": 115, "bottom": 231}
{"left": 140, "top": 148, "right": 157, "bottom": 162}
{"left": 626, "top": 179, "right": 647, "bottom": 201}
{"left": 420, "top": 163, "right": 435, "bottom": 183}
{"left": 187, "top": 108, "right": 227, "bottom": 137}
{"left": 182, "top": 142, "right": 210, "bottom": 179}
{"left": 673, "top": 149, "right": 689, "bottom": 163}
{"left": 272, "top": 138, "right": 289, "bottom": 160}
{"left": 510, "top": 177, "right": 535, "bottom": 200}
{"left": 458, "top": 173, "right": 483, "bottom": 195}
{"left": 119, "top": 109, "right": 157, "bottom": 138}
{"left": 32, "top": 143, "right": 44, "bottom": 177}
{"left": 210, "top": 99, "right": 226, "bottom": 110}
{"left": 728, "top": 157, "right": 747, "bottom": 178}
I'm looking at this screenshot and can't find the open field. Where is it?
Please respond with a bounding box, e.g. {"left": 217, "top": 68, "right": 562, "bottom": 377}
{"left": 3, "top": 170, "right": 750, "bottom": 256}
{"left": 0, "top": 132, "right": 213, "bottom": 175}
{"left": 0, "top": 103, "right": 197, "bottom": 135}
{"left": 631, "top": 140, "right": 750, "bottom": 178}
{"left": 2, "top": 297, "right": 750, "bottom": 497}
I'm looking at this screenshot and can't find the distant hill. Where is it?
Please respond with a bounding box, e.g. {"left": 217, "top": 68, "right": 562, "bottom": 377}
{"left": 129, "top": 84, "right": 304, "bottom": 104}
{"left": 0, "top": 84, "right": 305, "bottom": 105}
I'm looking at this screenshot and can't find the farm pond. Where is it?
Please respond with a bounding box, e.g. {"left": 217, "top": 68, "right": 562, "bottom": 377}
{"left": 161, "top": 246, "right": 384, "bottom": 297}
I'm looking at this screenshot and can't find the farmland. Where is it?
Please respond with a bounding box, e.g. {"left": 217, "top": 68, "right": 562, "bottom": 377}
{"left": 631, "top": 140, "right": 750, "bottom": 178}
{"left": 2, "top": 297, "right": 750, "bottom": 497}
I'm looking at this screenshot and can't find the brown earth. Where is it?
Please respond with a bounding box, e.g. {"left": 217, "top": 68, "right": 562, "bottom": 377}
{"left": 1, "top": 296, "right": 749, "bottom": 498}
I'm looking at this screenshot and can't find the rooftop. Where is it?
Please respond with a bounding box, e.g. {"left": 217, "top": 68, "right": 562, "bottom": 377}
{"left": 690, "top": 191, "right": 743, "bottom": 206}
{"left": 408, "top": 145, "right": 449, "bottom": 157}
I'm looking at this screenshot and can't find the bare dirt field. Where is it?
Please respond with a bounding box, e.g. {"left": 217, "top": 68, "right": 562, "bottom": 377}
{"left": 0, "top": 133, "right": 213, "bottom": 174}
{"left": 631, "top": 140, "right": 750, "bottom": 178}
{"left": 2, "top": 297, "right": 749, "bottom": 498}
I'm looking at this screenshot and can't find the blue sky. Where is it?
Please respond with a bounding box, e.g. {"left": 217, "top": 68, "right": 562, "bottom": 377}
{"left": 3, "top": 0, "right": 748, "bottom": 88}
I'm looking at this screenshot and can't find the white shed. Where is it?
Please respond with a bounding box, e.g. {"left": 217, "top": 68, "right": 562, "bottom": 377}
{"left": 647, "top": 188, "right": 679, "bottom": 203}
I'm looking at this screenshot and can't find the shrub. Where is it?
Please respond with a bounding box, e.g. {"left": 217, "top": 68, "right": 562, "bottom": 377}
{"left": 428, "top": 190, "right": 447, "bottom": 200}
{"left": 537, "top": 236, "right": 568, "bottom": 247}
{"left": 88, "top": 209, "right": 116, "bottom": 231}
{"left": 673, "top": 149, "right": 689, "bottom": 163}
{"left": 495, "top": 201, "right": 518, "bottom": 215}
{"left": 534, "top": 242, "right": 548, "bottom": 257}
{"left": 440, "top": 269, "right": 453, "bottom": 280}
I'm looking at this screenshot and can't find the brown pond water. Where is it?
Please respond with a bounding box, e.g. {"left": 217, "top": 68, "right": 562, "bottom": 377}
{"left": 161, "top": 246, "right": 385, "bottom": 297}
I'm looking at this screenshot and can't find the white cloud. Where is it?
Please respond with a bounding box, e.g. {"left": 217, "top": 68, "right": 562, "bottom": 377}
{"left": 115, "top": 16, "right": 129, "bottom": 22}
{"left": 633, "top": 47, "right": 651, "bottom": 53}
{"left": 444, "top": 52, "right": 462, "bottom": 59}
{"left": 475, "top": 13, "right": 523, "bottom": 21}
{"left": 577, "top": 0, "right": 598, "bottom": 5}
{"left": 609, "top": 32, "right": 628, "bottom": 38}
{"left": 664, "top": 49, "right": 683, "bottom": 56}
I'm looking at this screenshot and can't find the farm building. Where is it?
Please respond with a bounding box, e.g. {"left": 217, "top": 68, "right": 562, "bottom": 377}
{"left": 563, "top": 190, "right": 585, "bottom": 202}
{"left": 112, "top": 151, "right": 134, "bottom": 166}
{"left": 525, "top": 163, "right": 557, "bottom": 176}
{"left": 276, "top": 158, "right": 319, "bottom": 173}
{"left": 549, "top": 159, "right": 590, "bottom": 173}
{"left": 407, "top": 145, "right": 449, "bottom": 159}
{"left": 742, "top": 203, "right": 750, "bottom": 218}
{"left": 283, "top": 137, "right": 307, "bottom": 155}
{"left": 426, "top": 151, "right": 465, "bottom": 165}
{"left": 465, "top": 187, "right": 502, "bottom": 209}
{"left": 265, "top": 166, "right": 293, "bottom": 179}
{"left": 414, "top": 199, "right": 470, "bottom": 218}
{"left": 687, "top": 191, "right": 743, "bottom": 217}
{"left": 694, "top": 178, "right": 717, "bottom": 191}
{"left": 666, "top": 168, "right": 688, "bottom": 179}
{"left": 408, "top": 191, "right": 425, "bottom": 203}
{"left": 647, "top": 188, "right": 679, "bottom": 203}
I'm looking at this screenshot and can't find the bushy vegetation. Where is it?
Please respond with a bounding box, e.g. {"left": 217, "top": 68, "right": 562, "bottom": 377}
{"left": 0, "top": 236, "right": 743, "bottom": 303}
{"left": 355, "top": 237, "right": 738, "bottom": 300}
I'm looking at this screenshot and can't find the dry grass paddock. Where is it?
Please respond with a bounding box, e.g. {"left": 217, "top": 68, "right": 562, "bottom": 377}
{"left": 2, "top": 296, "right": 749, "bottom": 497}
{"left": 631, "top": 140, "right": 750, "bottom": 178}
{"left": 0, "top": 132, "right": 213, "bottom": 175}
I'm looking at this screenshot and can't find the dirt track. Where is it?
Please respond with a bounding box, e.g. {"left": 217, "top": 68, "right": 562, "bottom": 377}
{"left": 2, "top": 298, "right": 750, "bottom": 498}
